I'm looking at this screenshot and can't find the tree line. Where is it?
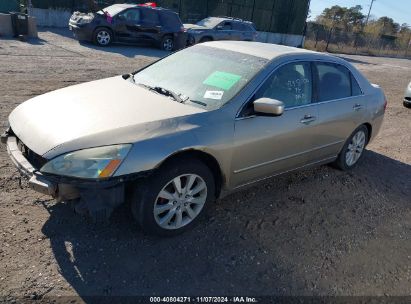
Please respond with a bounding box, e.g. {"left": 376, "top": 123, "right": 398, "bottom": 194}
{"left": 312, "top": 5, "right": 410, "bottom": 49}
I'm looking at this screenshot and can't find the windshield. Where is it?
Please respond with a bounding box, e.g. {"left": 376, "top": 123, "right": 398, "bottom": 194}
{"left": 132, "top": 45, "right": 268, "bottom": 110}
{"left": 96, "top": 4, "right": 126, "bottom": 16}
{"left": 195, "top": 17, "right": 223, "bottom": 29}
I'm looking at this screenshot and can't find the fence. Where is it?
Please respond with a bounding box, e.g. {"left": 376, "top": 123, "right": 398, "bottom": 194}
{"left": 29, "top": 0, "right": 309, "bottom": 35}
{"left": 0, "top": 0, "right": 20, "bottom": 13}
{"left": 305, "top": 22, "right": 411, "bottom": 59}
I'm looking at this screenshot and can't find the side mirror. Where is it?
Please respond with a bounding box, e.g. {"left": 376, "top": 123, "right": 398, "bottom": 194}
{"left": 216, "top": 25, "right": 224, "bottom": 30}
{"left": 253, "top": 98, "right": 284, "bottom": 116}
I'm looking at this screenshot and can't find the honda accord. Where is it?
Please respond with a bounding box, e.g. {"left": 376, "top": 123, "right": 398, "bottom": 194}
{"left": 2, "top": 41, "right": 386, "bottom": 236}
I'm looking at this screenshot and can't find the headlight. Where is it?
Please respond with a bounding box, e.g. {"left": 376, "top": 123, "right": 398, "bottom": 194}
{"left": 41, "top": 144, "right": 131, "bottom": 179}
{"left": 77, "top": 16, "right": 94, "bottom": 24}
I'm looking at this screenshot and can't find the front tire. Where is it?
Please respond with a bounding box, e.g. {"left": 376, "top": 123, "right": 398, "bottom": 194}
{"left": 333, "top": 125, "right": 368, "bottom": 171}
{"left": 131, "top": 158, "right": 215, "bottom": 236}
{"left": 93, "top": 28, "right": 112, "bottom": 47}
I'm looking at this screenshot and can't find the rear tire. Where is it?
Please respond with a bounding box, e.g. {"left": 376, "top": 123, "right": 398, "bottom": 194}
{"left": 161, "top": 36, "right": 174, "bottom": 51}
{"left": 93, "top": 28, "right": 112, "bottom": 47}
{"left": 199, "top": 37, "right": 212, "bottom": 43}
{"left": 131, "top": 158, "right": 215, "bottom": 236}
{"left": 333, "top": 125, "right": 368, "bottom": 171}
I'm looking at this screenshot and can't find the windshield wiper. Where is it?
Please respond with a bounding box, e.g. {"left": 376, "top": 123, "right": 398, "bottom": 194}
{"left": 185, "top": 99, "right": 207, "bottom": 107}
{"left": 137, "top": 83, "right": 207, "bottom": 107}
{"left": 137, "top": 83, "right": 184, "bottom": 103}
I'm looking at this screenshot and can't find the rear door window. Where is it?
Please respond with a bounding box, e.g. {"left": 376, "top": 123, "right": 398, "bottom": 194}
{"left": 221, "top": 21, "right": 232, "bottom": 30}
{"left": 141, "top": 8, "right": 160, "bottom": 25}
{"left": 351, "top": 74, "right": 363, "bottom": 96}
{"left": 315, "top": 63, "right": 352, "bottom": 102}
{"left": 232, "top": 22, "right": 244, "bottom": 31}
{"left": 160, "top": 12, "right": 182, "bottom": 29}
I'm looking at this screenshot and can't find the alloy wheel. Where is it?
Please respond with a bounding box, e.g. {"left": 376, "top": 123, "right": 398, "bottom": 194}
{"left": 97, "top": 30, "right": 111, "bottom": 46}
{"left": 163, "top": 38, "right": 174, "bottom": 51}
{"left": 153, "top": 174, "right": 207, "bottom": 230}
{"left": 345, "top": 130, "right": 366, "bottom": 166}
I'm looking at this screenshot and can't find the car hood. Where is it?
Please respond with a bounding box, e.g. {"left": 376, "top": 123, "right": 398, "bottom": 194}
{"left": 184, "top": 24, "right": 210, "bottom": 31}
{"left": 9, "top": 76, "right": 205, "bottom": 156}
{"left": 69, "top": 11, "right": 95, "bottom": 23}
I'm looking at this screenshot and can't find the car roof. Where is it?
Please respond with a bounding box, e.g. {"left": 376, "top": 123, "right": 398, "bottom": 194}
{"left": 202, "top": 41, "right": 321, "bottom": 60}
{"left": 110, "top": 4, "right": 136, "bottom": 10}
{"left": 203, "top": 17, "right": 228, "bottom": 23}
{"left": 109, "top": 3, "right": 174, "bottom": 13}
{"left": 216, "top": 16, "right": 253, "bottom": 24}
{"left": 205, "top": 16, "right": 251, "bottom": 24}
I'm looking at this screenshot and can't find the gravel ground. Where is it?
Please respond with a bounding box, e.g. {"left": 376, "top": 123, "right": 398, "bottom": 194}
{"left": 0, "top": 28, "right": 410, "bottom": 300}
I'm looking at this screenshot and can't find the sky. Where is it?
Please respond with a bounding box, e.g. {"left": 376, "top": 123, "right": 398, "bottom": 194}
{"left": 309, "top": 0, "right": 410, "bottom": 26}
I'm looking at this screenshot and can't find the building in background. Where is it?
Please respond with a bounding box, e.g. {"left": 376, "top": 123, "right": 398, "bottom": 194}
{"left": 0, "top": 1, "right": 20, "bottom": 13}
{"left": 8, "top": 0, "right": 311, "bottom": 47}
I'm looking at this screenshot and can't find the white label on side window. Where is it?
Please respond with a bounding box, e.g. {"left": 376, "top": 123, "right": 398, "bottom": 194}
{"left": 204, "top": 91, "right": 224, "bottom": 100}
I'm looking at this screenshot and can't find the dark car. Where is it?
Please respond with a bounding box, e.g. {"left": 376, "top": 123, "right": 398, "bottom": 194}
{"left": 185, "top": 16, "right": 258, "bottom": 45}
{"left": 404, "top": 81, "right": 411, "bottom": 108}
{"left": 69, "top": 3, "right": 187, "bottom": 51}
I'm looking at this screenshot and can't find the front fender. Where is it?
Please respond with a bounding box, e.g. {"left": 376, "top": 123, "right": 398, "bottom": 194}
{"left": 114, "top": 130, "right": 201, "bottom": 176}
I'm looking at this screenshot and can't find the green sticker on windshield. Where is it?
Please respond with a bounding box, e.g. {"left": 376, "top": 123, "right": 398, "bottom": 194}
{"left": 203, "top": 71, "right": 242, "bottom": 91}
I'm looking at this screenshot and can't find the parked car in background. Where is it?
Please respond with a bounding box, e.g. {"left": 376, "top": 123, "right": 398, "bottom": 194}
{"left": 69, "top": 3, "right": 186, "bottom": 51}
{"left": 2, "top": 41, "right": 386, "bottom": 236}
{"left": 404, "top": 81, "right": 411, "bottom": 108}
{"left": 185, "top": 16, "right": 257, "bottom": 45}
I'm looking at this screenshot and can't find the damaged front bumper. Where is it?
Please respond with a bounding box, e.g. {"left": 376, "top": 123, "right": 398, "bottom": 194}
{"left": 1, "top": 130, "right": 149, "bottom": 220}
{"left": 4, "top": 135, "right": 58, "bottom": 197}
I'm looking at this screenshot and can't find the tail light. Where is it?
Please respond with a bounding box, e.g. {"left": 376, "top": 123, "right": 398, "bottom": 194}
{"left": 180, "top": 26, "right": 187, "bottom": 32}
{"left": 384, "top": 98, "right": 388, "bottom": 111}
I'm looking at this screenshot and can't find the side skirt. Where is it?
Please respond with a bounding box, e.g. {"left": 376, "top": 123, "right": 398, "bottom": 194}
{"left": 218, "top": 156, "right": 337, "bottom": 199}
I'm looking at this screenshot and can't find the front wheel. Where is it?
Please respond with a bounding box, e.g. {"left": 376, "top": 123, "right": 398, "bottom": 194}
{"left": 93, "top": 28, "right": 112, "bottom": 46}
{"left": 333, "top": 125, "right": 368, "bottom": 171}
{"left": 131, "top": 158, "right": 215, "bottom": 236}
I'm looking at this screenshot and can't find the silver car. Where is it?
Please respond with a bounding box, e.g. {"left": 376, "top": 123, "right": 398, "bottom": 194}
{"left": 404, "top": 81, "right": 411, "bottom": 108}
{"left": 2, "top": 41, "right": 386, "bottom": 236}
{"left": 185, "top": 17, "right": 257, "bottom": 45}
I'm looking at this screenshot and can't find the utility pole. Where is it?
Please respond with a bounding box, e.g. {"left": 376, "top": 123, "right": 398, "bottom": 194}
{"left": 405, "top": 28, "right": 411, "bottom": 58}
{"left": 365, "top": 0, "right": 375, "bottom": 26}
{"left": 25, "top": 0, "right": 33, "bottom": 16}
{"left": 326, "top": 13, "right": 337, "bottom": 52}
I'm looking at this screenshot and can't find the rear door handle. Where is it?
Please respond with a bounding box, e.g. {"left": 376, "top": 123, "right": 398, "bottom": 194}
{"left": 353, "top": 103, "right": 363, "bottom": 111}
{"left": 300, "top": 115, "right": 317, "bottom": 124}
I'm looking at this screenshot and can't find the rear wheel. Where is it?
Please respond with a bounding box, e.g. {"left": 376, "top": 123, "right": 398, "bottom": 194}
{"left": 199, "top": 37, "right": 212, "bottom": 43}
{"left": 161, "top": 36, "right": 174, "bottom": 51}
{"left": 333, "top": 125, "right": 368, "bottom": 171}
{"left": 131, "top": 158, "right": 215, "bottom": 236}
{"left": 93, "top": 28, "right": 112, "bottom": 46}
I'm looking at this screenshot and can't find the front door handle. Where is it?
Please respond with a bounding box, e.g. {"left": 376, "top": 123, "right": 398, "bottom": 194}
{"left": 353, "top": 103, "right": 363, "bottom": 111}
{"left": 300, "top": 115, "right": 317, "bottom": 124}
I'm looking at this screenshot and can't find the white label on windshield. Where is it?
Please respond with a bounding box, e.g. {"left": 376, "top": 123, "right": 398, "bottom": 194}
{"left": 204, "top": 90, "right": 224, "bottom": 100}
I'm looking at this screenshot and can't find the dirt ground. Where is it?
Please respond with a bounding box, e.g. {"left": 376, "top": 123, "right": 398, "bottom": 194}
{"left": 0, "top": 28, "right": 410, "bottom": 300}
